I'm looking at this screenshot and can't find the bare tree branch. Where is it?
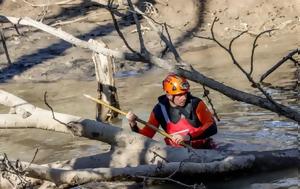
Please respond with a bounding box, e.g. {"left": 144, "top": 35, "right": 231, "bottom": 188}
{"left": 260, "top": 48, "right": 299, "bottom": 82}
{"left": 193, "top": 18, "right": 288, "bottom": 116}
{"left": 176, "top": 68, "right": 300, "bottom": 123}
{"left": 107, "top": 0, "right": 138, "bottom": 54}
{"left": 132, "top": 5, "right": 183, "bottom": 63}
{"left": 127, "top": 0, "right": 148, "bottom": 56}
{"left": 0, "top": 153, "right": 32, "bottom": 188}
{"left": 250, "top": 29, "right": 275, "bottom": 75}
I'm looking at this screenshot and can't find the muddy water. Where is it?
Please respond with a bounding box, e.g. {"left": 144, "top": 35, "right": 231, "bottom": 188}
{"left": 0, "top": 34, "right": 299, "bottom": 188}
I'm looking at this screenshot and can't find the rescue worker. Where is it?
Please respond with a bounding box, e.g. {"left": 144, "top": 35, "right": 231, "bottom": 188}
{"left": 126, "top": 73, "right": 217, "bottom": 149}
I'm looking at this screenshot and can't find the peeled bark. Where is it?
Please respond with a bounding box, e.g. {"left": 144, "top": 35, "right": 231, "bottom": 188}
{"left": 90, "top": 39, "right": 120, "bottom": 122}
{"left": 1, "top": 148, "right": 298, "bottom": 187}
{"left": 1, "top": 155, "right": 255, "bottom": 185}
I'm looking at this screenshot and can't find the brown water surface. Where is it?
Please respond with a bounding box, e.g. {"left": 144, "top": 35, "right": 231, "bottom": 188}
{"left": 0, "top": 33, "right": 298, "bottom": 188}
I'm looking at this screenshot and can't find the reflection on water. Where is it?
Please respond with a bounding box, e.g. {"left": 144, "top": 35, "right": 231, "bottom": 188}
{"left": 205, "top": 168, "right": 298, "bottom": 189}
{"left": 0, "top": 35, "right": 299, "bottom": 188}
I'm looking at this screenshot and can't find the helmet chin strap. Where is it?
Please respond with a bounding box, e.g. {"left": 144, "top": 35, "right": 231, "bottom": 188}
{"left": 167, "top": 94, "right": 176, "bottom": 107}
{"left": 170, "top": 95, "right": 180, "bottom": 108}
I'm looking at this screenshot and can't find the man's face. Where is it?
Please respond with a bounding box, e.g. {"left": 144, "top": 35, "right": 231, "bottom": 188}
{"left": 167, "top": 93, "right": 187, "bottom": 107}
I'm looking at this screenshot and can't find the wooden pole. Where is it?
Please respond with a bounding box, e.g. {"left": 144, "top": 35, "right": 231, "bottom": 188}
{"left": 89, "top": 39, "right": 119, "bottom": 122}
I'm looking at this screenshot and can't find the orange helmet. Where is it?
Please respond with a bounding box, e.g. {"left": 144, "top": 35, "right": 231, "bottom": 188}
{"left": 162, "top": 74, "right": 190, "bottom": 95}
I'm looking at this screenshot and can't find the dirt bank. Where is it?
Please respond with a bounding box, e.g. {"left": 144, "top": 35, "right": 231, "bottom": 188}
{"left": 0, "top": 0, "right": 299, "bottom": 82}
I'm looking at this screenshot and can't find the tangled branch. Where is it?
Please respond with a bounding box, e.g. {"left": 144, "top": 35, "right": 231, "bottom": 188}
{"left": 1, "top": 154, "right": 29, "bottom": 188}
{"left": 193, "top": 17, "right": 284, "bottom": 112}
{"left": 106, "top": 0, "right": 138, "bottom": 54}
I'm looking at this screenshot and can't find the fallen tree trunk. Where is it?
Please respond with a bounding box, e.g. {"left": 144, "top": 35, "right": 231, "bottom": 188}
{"left": 27, "top": 150, "right": 299, "bottom": 184}
{"left": 1, "top": 155, "right": 255, "bottom": 186}
{"left": 1, "top": 150, "right": 298, "bottom": 187}
{"left": 177, "top": 68, "right": 300, "bottom": 123}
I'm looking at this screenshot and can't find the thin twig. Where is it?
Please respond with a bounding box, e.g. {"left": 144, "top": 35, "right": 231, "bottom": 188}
{"left": 107, "top": 0, "right": 138, "bottom": 54}
{"left": 260, "top": 49, "right": 299, "bottom": 82}
{"left": 191, "top": 32, "right": 213, "bottom": 41}
{"left": 228, "top": 30, "right": 248, "bottom": 52}
{"left": 126, "top": 0, "right": 148, "bottom": 55}
{"left": 150, "top": 150, "right": 169, "bottom": 163}
{"left": 143, "top": 150, "right": 205, "bottom": 188}
{"left": 50, "top": 12, "right": 110, "bottom": 27}
{"left": 290, "top": 57, "right": 299, "bottom": 65}
{"left": 43, "top": 91, "right": 75, "bottom": 137}
{"left": 13, "top": 24, "right": 22, "bottom": 35}
{"left": 202, "top": 85, "right": 220, "bottom": 121}
{"left": 39, "top": 1, "right": 49, "bottom": 22}
{"left": 27, "top": 148, "right": 39, "bottom": 168}
{"left": 133, "top": 5, "right": 183, "bottom": 63}
{"left": 250, "top": 29, "right": 274, "bottom": 75}
{"left": 199, "top": 18, "right": 283, "bottom": 111}
{"left": 0, "top": 28, "right": 12, "bottom": 64}
{"left": 163, "top": 22, "right": 182, "bottom": 62}
{"left": 166, "top": 160, "right": 185, "bottom": 178}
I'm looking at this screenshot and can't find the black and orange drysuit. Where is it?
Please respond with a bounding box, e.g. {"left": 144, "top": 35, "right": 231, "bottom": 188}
{"left": 131, "top": 93, "right": 217, "bottom": 149}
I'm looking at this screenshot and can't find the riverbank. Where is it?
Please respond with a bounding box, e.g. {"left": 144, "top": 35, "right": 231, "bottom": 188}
{"left": 0, "top": 0, "right": 299, "bottom": 82}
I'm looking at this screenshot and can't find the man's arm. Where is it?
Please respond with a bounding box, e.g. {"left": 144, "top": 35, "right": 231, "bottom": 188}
{"left": 189, "top": 101, "right": 217, "bottom": 139}
{"left": 127, "top": 111, "right": 159, "bottom": 138}
{"left": 138, "top": 112, "right": 159, "bottom": 138}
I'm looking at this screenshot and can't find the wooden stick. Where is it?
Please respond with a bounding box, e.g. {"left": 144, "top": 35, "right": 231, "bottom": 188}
{"left": 84, "top": 94, "right": 191, "bottom": 148}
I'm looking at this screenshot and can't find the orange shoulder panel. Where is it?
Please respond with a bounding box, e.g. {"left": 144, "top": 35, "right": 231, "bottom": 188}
{"left": 189, "top": 100, "right": 215, "bottom": 138}
{"left": 139, "top": 111, "right": 159, "bottom": 138}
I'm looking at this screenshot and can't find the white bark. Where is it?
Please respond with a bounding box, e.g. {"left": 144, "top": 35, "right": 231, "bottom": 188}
{"left": 0, "top": 15, "right": 172, "bottom": 70}
{"left": 1, "top": 155, "right": 255, "bottom": 186}
{"left": 0, "top": 89, "right": 159, "bottom": 150}
{"left": 90, "top": 39, "right": 119, "bottom": 121}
